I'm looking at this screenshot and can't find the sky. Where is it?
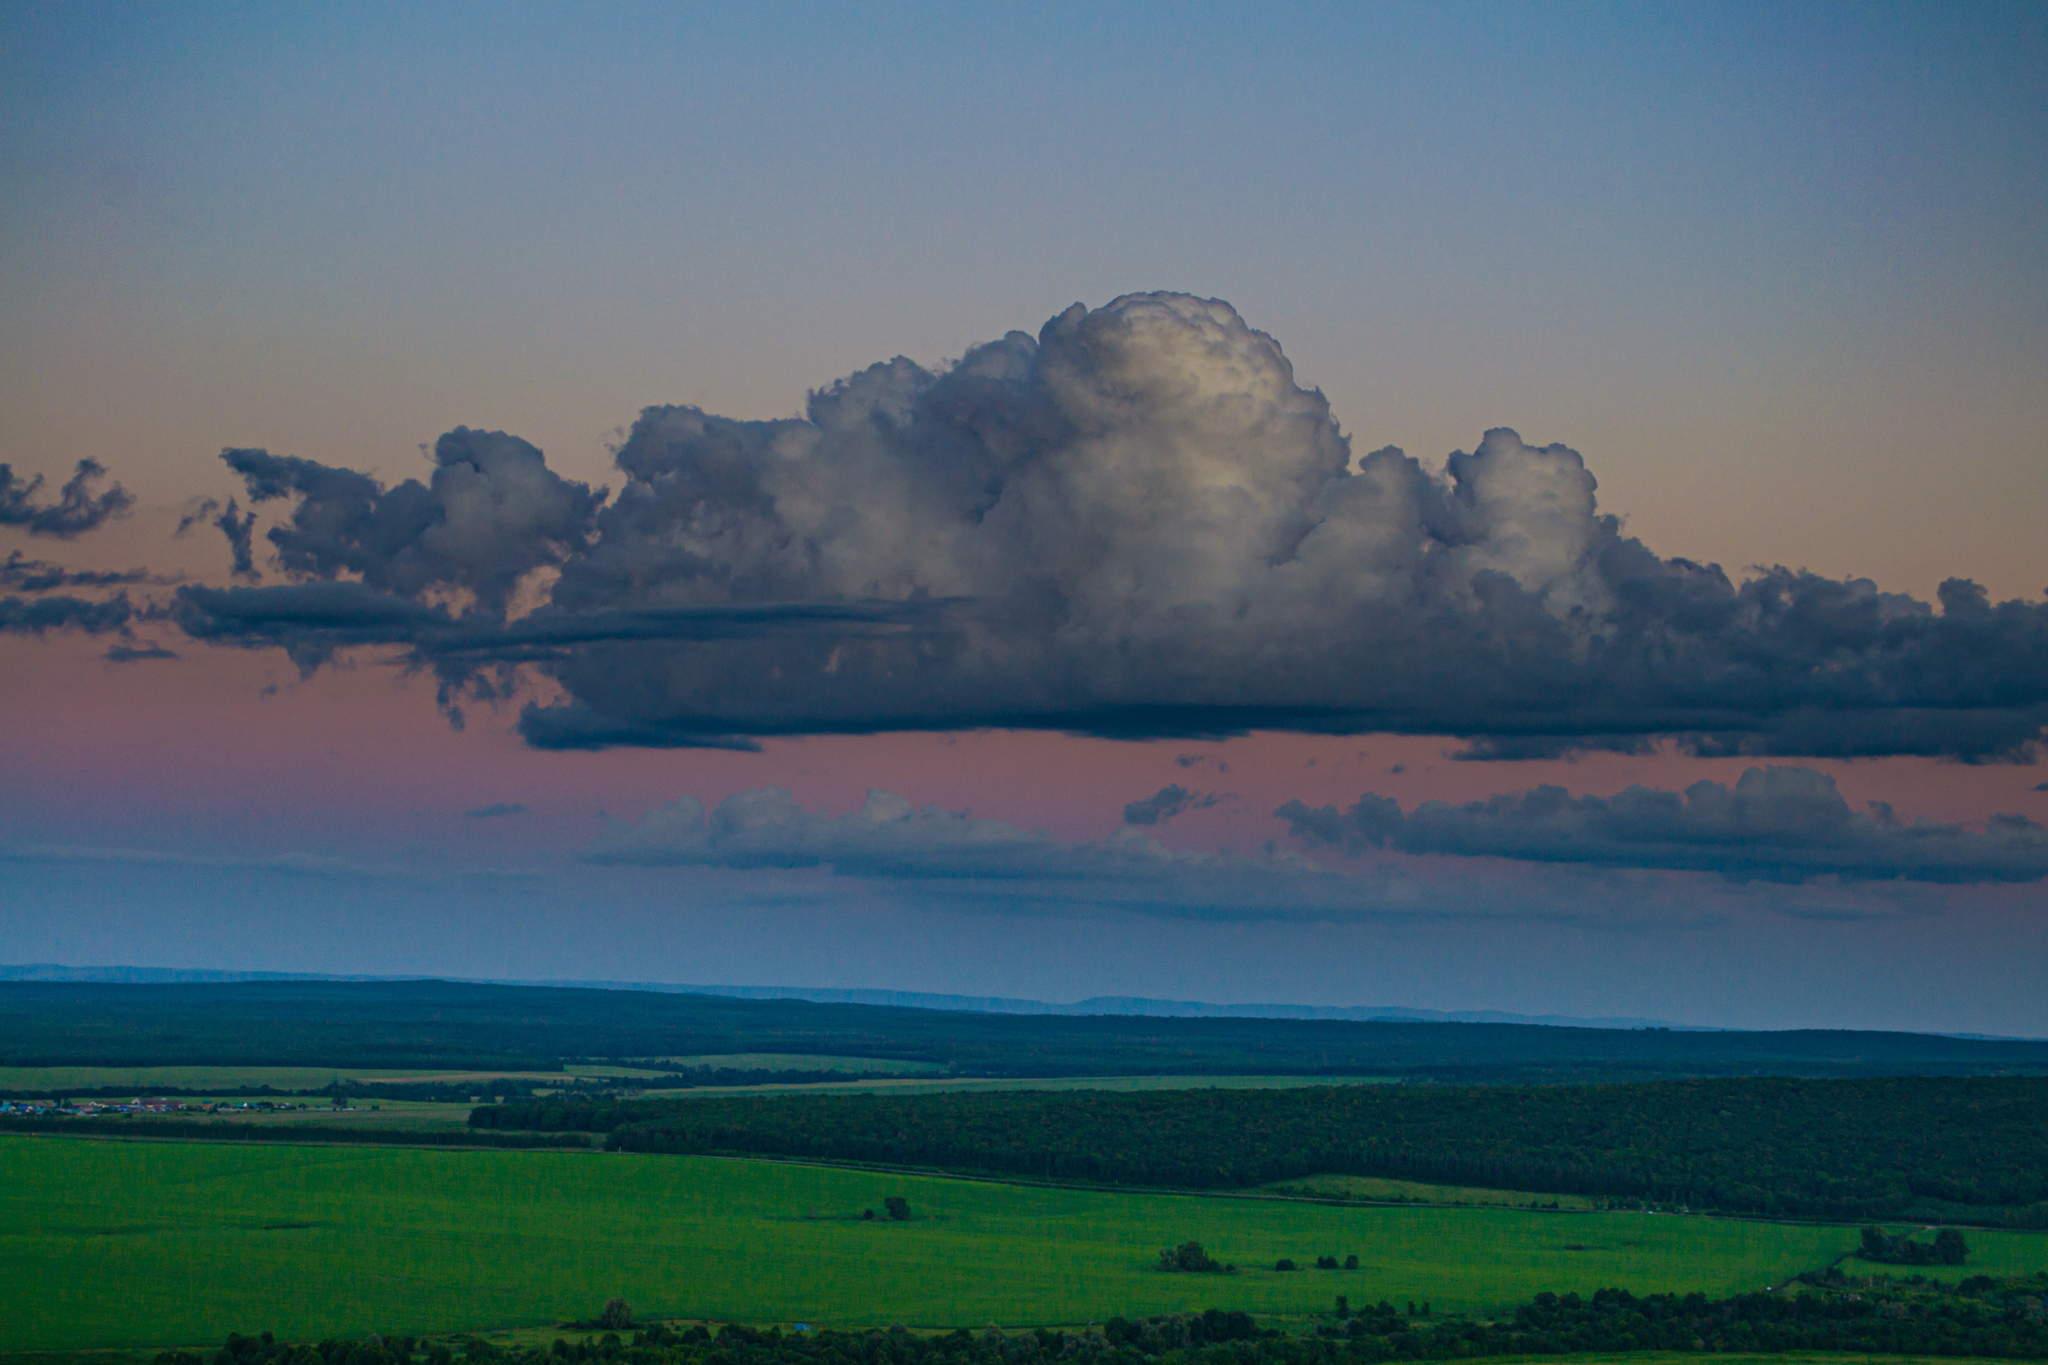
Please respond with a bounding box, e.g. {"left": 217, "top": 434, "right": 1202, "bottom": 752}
{"left": 3, "top": 2, "right": 2046, "bottom": 1034}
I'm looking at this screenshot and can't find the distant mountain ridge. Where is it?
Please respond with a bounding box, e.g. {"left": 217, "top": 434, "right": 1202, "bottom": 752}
{"left": 0, "top": 965, "right": 1712, "bottom": 1031}
{"left": 4, "top": 964, "right": 2030, "bottom": 1038}
{"left": 606, "top": 982, "right": 1714, "bottom": 1031}
{"left": 0, "top": 962, "right": 1708, "bottom": 1031}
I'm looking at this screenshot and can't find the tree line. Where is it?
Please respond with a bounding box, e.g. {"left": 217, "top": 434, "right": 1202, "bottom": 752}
{"left": 153, "top": 1273, "right": 2048, "bottom": 1365}
{"left": 470, "top": 1076, "right": 2048, "bottom": 1221}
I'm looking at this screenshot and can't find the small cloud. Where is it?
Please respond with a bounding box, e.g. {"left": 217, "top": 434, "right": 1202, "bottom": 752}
{"left": 1, "top": 841, "right": 411, "bottom": 881}
{"left": 1391, "top": 764, "right": 1405, "bottom": 774}
{"left": 1123, "top": 784, "right": 1223, "bottom": 826}
{"left": 1, "top": 551, "right": 165, "bottom": 592}
{"left": 2033, "top": 782, "right": 2048, "bottom": 792}
{"left": 464, "top": 802, "right": 528, "bottom": 819}
{"left": 0, "top": 459, "right": 132, "bottom": 538}
{"left": 1175, "top": 754, "right": 1204, "bottom": 769}
{"left": 1, "top": 593, "right": 132, "bottom": 636}
{"left": 104, "top": 641, "right": 177, "bottom": 662}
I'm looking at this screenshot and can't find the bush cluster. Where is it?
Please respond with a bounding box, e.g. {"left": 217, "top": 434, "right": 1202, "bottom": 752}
{"left": 1157, "top": 1241, "right": 1231, "bottom": 1273}
{"left": 1859, "top": 1226, "right": 1970, "bottom": 1265}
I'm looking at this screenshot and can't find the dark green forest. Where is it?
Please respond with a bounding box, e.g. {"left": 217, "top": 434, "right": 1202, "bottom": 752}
{"left": 472, "top": 1077, "right": 2048, "bottom": 1222}
{"left": 7, "top": 981, "right": 2048, "bottom": 1082}
{"left": 156, "top": 1274, "right": 2048, "bottom": 1365}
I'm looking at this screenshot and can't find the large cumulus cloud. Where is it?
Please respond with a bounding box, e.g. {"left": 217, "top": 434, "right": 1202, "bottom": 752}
{"left": 173, "top": 293, "right": 2048, "bottom": 758}
{"left": 1277, "top": 766, "right": 2048, "bottom": 883}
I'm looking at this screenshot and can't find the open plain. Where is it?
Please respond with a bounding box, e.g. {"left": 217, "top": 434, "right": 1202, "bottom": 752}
{"left": 6, "top": 1135, "right": 2048, "bottom": 1353}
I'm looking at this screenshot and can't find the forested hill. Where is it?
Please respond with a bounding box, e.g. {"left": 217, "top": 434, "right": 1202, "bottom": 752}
{"left": 4, "top": 979, "right": 2047, "bottom": 1080}
{"left": 475, "top": 1076, "right": 2048, "bottom": 1223}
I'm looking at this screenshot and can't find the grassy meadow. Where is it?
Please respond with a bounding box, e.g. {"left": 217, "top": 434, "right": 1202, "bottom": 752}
{"left": 0, "top": 1065, "right": 676, "bottom": 1093}
{"left": 9, "top": 1135, "right": 2048, "bottom": 1353}
{"left": 630, "top": 1054, "right": 950, "bottom": 1073}
{"left": 643, "top": 1072, "right": 1393, "bottom": 1099}
{"left": 0, "top": 1064, "right": 1386, "bottom": 1101}
{"left": 1262, "top": 1176, "right": 1600, "bottom": 1210}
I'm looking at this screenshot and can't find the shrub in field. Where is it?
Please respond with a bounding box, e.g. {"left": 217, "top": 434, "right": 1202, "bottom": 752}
{"left": 884, "top": 1196, "right": 911, "bottom": 1221}
{"left": 1157, "top": 1240, "right": 1229, "bottom": 1273}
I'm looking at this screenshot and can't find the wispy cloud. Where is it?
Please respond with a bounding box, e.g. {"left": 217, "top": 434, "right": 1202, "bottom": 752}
{"left": 103, "top": 640, "right": 177, "bottom": 662}
{"left": 1, "top": 593, "right": 132, "bottom": 636}
{"left": 1, "top": 551, "right": 165, "bottom": 593}
{"left": 0, "top": 841, "right": 543, "bottom": 886}
{"left": 1123, "top": 784, "right": 1223, "bottom": 826}
{"left": 581, "top": 785, "right": 1930, "bottom": 926}
{"left": 0, "top": 460, "right": 132, "bottom": 539}
{"left": 1277, "top": 766, "right": 2048, "bottom": 884}
{"left": 0, "top": 842, "right": 413, "bottom": 880}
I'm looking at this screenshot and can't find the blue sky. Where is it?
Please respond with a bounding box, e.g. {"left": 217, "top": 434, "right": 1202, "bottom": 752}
{"left": 3, "top": 2, "right": 2046, "bottom": 1031}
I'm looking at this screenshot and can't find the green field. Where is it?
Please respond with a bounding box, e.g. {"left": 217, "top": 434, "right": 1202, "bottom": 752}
{"left": 0, "top": 1066, "right": 1389, "bottom": 1100}
{"left": 8, "top": 1135, "right": 2048, "bottom": 1353}
{"left": 1263, "top": 1175, "right": 1599, "bottom": 1210}
{"left": 0, "top": 1065, "right": 674, "bottom": 1092}
{"left": 632, "top": 1073, "right": 1394, "bottom": 1099}
{"left": 631, "top": 1054, "right": 951, "bottom": 1074}
{"left": 133, "top": 1100, "right": 477, "bottom": 1130}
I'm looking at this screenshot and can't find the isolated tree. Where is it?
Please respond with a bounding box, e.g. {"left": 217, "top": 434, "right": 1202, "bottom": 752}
{"left": 1159, "top": 1241, "right": 1220, "bottom": 1273}
{"left": 1935, "top": 1229, "right": 1969, "bottom": 1265}
{"left": 884, "top": 1196, "right": 911, "bottom": 1221}
{"left": 598, "top": 1299, "right": 632, "bottom": 1330}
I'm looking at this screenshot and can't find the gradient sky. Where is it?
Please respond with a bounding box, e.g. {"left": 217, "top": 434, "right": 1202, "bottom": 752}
{"left": 4, "top": 2, "right": 2046, "bottom": 1034}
